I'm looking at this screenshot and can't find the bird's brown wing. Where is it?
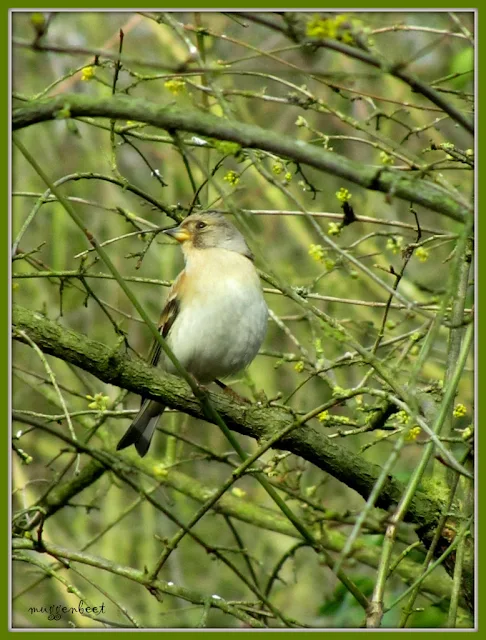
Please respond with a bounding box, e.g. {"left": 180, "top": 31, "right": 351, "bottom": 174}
{"left": 141, "top": 272, "right": 184, "bottom": 404}
{"left": 146, "top": 294, "right": 180, "bottom": 367}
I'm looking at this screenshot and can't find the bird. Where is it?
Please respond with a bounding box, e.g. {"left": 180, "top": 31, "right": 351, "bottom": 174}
{"left": 116, "top": 211, "right": 268, "bottom": 457}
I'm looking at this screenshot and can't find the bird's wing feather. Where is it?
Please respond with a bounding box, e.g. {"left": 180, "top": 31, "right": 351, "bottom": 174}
{"left": 140, "top": 272, "right": 184, "bottom": 405}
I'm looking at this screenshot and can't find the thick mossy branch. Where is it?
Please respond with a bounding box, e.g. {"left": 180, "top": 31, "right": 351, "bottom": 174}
{"left": 13, "top": 304, "right": 475, "bottom": 611}
{"left": 13, "top": 94, "right": 468, "bottom": 222}
{"left": 13, "top": 304, "right": 440, "bottom": 529}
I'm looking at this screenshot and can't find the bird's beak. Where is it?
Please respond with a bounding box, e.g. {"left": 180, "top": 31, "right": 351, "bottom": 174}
{"left": 163, "top": 225, "right": 191, "bottom": 243}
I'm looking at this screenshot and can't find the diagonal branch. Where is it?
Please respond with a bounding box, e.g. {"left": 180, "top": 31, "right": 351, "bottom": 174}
{"left": 12, "top": 303, "right": 475, "bottom": 612}
{"left": 12, "top": 538, "right": 267, "bottom": 628}
{"left": 12, "top": 94, "right": 469, "bottom": 222}
{"left": 235, "top": 12, "right": 474, "bottom": 135}
{"left": 12, "top": 303, "right": 439, "bottom": 529}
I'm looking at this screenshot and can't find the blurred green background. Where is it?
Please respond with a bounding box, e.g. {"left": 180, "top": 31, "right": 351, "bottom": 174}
{"left": 12, "top": 10, "right": 474, "bottom": 629}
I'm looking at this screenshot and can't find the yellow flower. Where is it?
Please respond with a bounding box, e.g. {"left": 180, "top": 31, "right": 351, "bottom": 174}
{"left": 294, "top": 361, "right": 305, "bottom": 373}
{"left": 396, "top": 410, "right": 409, "bottom": 424}
{"left": 81, "top": 66, "right": 96, "bottom": 81}
{"left": 154, "top": 464, "right": 168, "bottom": 479}
{"left": 308, "top": 243, "right": 325, "bottom": 262}
{"left": 31, "top": 13, "right": 46, "bottom": 27}
{"left": 272, "top": 162, "right": 284, "bottom": 175}
{"left": 306, "top": 13, "right": 362, "bottom": 45}
{"left": 336, "top": 187, "right": 351, "bottom": 203}
{"left": 318, "top": 410, "right": 329, "bottom": 422}
{"left": 334, "top": 13, "right": 351, "bottom": 27}
{"left": 231, "top": 487, "right": 246, "bottom": 498}
{"left": 406, "top": 425, "right": 421, "bottom": 441}
{"left": 164, "top": 78, "right": 186, "bottom": 95}
{"left": 327, "top": 222, "right": 341, "bottom": 236}
{"left": 453, "top": 403, "right": 467, "bottom": 418}
{"left": 460, "top": 424, "right": 473, "bottom": 440}
{"left": 379, "top": 151, "right": 395, "bottom": 166}
{"left": 306, "top": 15, "right": 334, "bottom": 39}
{"left": 306, "top": 14, "right": 354, "bottom": 40}
{"left": 211, "top": 140, "right": 241, "bottom": 156}
{"left": 415, "top": 247, "right": 429, "bottom": 262}
{"left": 86, "top": 392, "right": 110, "bottom": 411}
{"left": 341, "top": 31, "right": 354, "bottom": 44}
{"left": 31, "top": 13, "right": 46, "bottom": 35}
{"left": 386, "top": 236, "right": 404, "bottom": 254}
{"left": 223, "top": 170, "right": 239, "bottom": 186}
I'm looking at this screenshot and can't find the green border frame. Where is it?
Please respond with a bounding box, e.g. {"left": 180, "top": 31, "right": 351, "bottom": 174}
{"left": 7, "top": 3, "right": 478, "bottom": 636}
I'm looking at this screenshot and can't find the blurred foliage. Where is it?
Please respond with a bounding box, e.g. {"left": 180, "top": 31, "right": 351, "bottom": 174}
{"left": 11, "top": 10, "right": 474, "bottom": 630}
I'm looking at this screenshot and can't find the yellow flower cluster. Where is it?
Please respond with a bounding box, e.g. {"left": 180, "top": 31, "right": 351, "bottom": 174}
{"left": 81, "top": 66, "right": 96, "bottom": 81}
{"left": 306, "top": 13, "right": 356, "bottom": 44}
{"left": 86, "top": 392, "right": 110, "bottom": 411}
{"left": 327, "top": 222, "right": 341, "bottom": 236}
{"left": 395, "top": 410, "right": 410, "bottom": 424}
{"left": 414, "top": 247, "right": 429, "bottom": 262}
{"left": 379, "top": 151, "right": 395, "bottom": 166}
{"left": 31, "top": 13, "right": 46, "bottom": 28}
{"left": 336, "top": 187, "right": 351, "bottom": 203}
{"left": 386, "top": 236, "right": 404, "bottom": 254}
{"left": 164, "top": 78, "right": 186, "bottom": 95}
{"left": 405, "top": 426, "right": 421, "bottom": 441}
{"left": 453, "top": 403, "right": 467, "bottom": 418}
{"left": 308, "top": 245, "right": 336, "bottom": 270}
{"left": 308, "top": 243, "right": 325, "bottom": 262}
{"left": 211, "top": 140, "right": 242, "bottom": 156}
{"left": 223, "top": 170, "right": 240, "bottom": 186}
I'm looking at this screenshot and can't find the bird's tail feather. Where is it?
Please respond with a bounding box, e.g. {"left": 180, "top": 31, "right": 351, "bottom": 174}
{"left": 117, "top": 400, "right": 165, "bottom": 457}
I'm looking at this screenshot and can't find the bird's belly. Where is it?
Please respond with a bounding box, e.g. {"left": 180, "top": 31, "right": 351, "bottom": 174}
{"left": 165, "top": 285, "right": 267, "bottom": 383}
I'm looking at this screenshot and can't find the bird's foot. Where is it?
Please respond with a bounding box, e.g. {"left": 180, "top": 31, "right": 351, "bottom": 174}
{"left": 214, "top": 380, "right": 251, "bottom": 404}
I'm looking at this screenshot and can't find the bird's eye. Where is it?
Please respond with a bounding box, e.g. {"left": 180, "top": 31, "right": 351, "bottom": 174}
{"left": 195, "top": 221, "right": 207, "bottom": 230}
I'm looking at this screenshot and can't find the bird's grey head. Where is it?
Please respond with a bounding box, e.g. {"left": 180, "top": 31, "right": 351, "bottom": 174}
{"left": 164, "top": 212, "right": 253, "bottom": 259}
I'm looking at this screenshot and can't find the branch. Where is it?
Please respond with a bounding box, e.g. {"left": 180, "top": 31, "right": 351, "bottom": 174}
{"left": 12, "top": 538, "right": 266, "bottom": 628}
{"left": 12, "top": 304, "right": 475, "bottom": 612}
{"left": 237, "top": 12, "right": 474, "bottom": 135}
{"left": 12, "top": 94, "right": 469, "bottom": 222}
{"left": 13, "top": 455, "right": 462, "bottom": 608}
{"left": 11, "top": 304, "right": 438, "bottom": 526}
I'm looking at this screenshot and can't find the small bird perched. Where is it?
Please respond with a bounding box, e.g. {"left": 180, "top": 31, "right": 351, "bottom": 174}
{"left": 117, "top": 212, "right": 268, "bottom": 457}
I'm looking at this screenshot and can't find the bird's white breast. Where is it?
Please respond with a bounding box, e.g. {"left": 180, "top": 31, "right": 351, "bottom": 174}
{"left": 164, "top": 249, "right": 268, "bottom": 382}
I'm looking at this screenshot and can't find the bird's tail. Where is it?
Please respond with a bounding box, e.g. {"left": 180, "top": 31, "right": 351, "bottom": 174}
{"left": 116, "top": 400, "right": 165, "bottom": 457}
